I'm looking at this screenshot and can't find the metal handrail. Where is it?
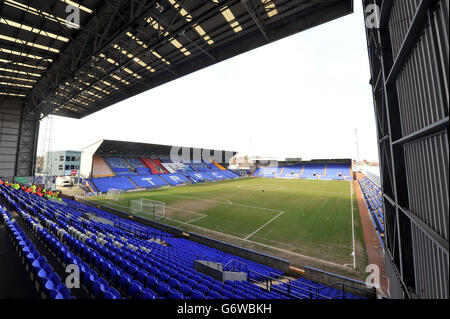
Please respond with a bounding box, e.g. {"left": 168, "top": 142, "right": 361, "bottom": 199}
{"left": 195, "top": 254, "right": 222, "bottom": 264}
{"left": 223, "top": 259, "right": 248, "bottom": 273}
{"left": 269, "top": 271, "right": 374, "bottom": 299}
{"left": 250, "top": 270, "right": 326, "bottom": 299}
{"left": 268, "top": 272, "right": 319, "bottom": 291}
{"left": 269, "top": 271, "right": 284, "bottom": 279}
{"left": 247, "top": 269, "right": 331, "bottom": 300}
{"left": 316, "top": 281, "right": 374, "bottom": 299}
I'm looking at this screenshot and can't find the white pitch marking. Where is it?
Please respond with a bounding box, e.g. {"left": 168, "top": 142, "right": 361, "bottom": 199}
{"left": 162, "top": 216, "right": 349, "bottom": 270}
{"left": 237, "top": 184, "right": 285, "bottom": 191}
{"left": 96, "top": 183, "right": 355, "bottom": 270}
{"left": 165, "top": 206, "right": 204, "bottom": 215}
{"left": 143, "top": 193, "right": 283, "bottom": 213}
{"left": 100, "top": 201, "right": 207, "bottom": 223}
{"left": 350, "top": 181, "right": 356, "bottom": 269}
{"left": 244, "top": 211, "right": 285, "bottom": 240}
{"left": 100, "top": 201, "right": 130, "bottom": 210}
{"left": 163, "top": 206, "right": 207, "bottom": 223}
{"left": 238, "top": 185, "right": 348, "bottom": 196}
{"left": 204, "top": 197, "right": 232, "bottom": 205}
{"left": 99, "top": 200, "right": 350, "bottom": 270}
{"left": 186, "top": 214, "right": 208, "bottom": 224}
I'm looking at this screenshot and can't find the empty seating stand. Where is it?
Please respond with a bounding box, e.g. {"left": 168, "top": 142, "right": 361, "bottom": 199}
{"left": 0, "top": 206, "right": 73, "bottom": 299}
{"left": 91, "top": 177, "right": 136, "bottom": 192}
{"left": 129, "top": 175, "right": 168, "bottom": 188}
{"left": 104, "top": 158, "right": 134, "bottom": 176}
{"left": 141, "top": 158, "right": 167, "bottom": 174}
{"left": 279, "top": 166, "right": 301, "bottom": 178}
{"left": 126, "top": 158, "right": 151, "bottom": 175}
{"left": 1, "top": 183, "right": 369, "bottom": 300}
{"left": 324, "top": 164, "right": 350, "bottom": 180}
{"left": 253, "top": 167, "right": 282, "bottom": 177}
{"left": 302, "top": 163, "right": 325, "bottom": 178}
{"left": 187, "top": 172, "right": 216, "bottom": 182}
{"left": 253, "top": 162, "right": 351, "bottom": 180}
{"left": 189, "top": 162, "right": 211, "bottom": 171}
{"left": 358, "top": 176, "right": 385, "bottom": 249}
{"left": 160, "top": 173, "right": 190, "bottom": 186}
{"left": 89, "top": 156, "right": 241, "bottom": 193}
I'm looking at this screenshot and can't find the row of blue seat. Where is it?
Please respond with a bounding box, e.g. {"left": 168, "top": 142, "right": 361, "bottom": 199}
{"left": 91, "top": 176, "right": 137, "bottom": 192}
{"left": 358, "top": 177, "right": 385, "bottom": 250}
{"left": 276, "top": 276, "right": 365, "bottom": 299}
{"left": 1, "top": 207, "right": 72, "bottom": 299}
{"left": 359, "top": 177, "right": 384, "bottom": 232}
{"left": 2, "top": 184, "right": 280, "bottom": 281}
{"left": 1, "top": 182, "right": 366, "bottom": 299}
{"left": 91, "top": 169, "right": 239, "bottom": 192}
{"left": 253, "top": 163, "right": 350, "bottom": 179}
{"left": 0, "top": 184, "right": 287, "bottom": 299}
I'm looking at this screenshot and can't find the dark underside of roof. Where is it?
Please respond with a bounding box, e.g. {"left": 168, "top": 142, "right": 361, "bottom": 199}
{"left": 94, "top": 139, "right": 237, "bottom": 161}
{"left": 0, "top": 0, "right": 353, "bottom": 119}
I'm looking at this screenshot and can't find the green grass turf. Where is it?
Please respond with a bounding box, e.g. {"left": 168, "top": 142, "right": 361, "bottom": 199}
{"left": 90, "top": 177, "right": 367, "bottom": 276}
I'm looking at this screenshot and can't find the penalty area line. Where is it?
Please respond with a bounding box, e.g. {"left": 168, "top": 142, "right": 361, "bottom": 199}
{"left": 92, "top": 197, "right": 351, "bottom": 270}
{"left": 243, "top": 211, "right": 285, "bottom": 240}
{"left": 143, "top": 193, "right": 282, "bottom": 213}
{"left": 186, "top": 215, "right": 208, "bottom": 224}
{"left": 98, "top": 201, "right": 208, "bottom": 224}
{"left": 163, "top": 217, "right": 350, "bottom": 270}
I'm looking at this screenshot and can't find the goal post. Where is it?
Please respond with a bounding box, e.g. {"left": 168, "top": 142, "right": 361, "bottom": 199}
{"left": 106, "top": 188, "right": 125, "bottom": 201}
{"left": 130, "top": 198, "right": 165, "bottom": 221}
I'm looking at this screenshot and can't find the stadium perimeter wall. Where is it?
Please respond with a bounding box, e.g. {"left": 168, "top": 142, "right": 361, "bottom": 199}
{"left": 76, "top": 198, "right": 290, "bottom": 273}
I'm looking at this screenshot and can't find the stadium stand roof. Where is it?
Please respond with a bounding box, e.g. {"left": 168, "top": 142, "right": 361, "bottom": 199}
{"left": 0, "top": 0, "right": 353, "bottom": 119}
{"left": 83, "top": 139, "right": 237, "bottom": 160}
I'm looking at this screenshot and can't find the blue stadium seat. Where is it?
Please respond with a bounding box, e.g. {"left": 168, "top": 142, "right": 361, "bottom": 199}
{"left": 0, "top": 180, "right": 367, "bottom": 301}
{"left": 140, "top": 288, "right": 157, "bottom": 299}
{"left": 168, "top": 290, "right": 184, "bottom": 299}
{"left": 178, "top": 283, "right": 192, "bottom": 296}
{"left": 145, "top": 275, "right": 159, "bottom": 290}
{"left": 207, "top": 291, "right": 222, "bottom": 299}
{"left": 168, "top": 278, "right": 180, "bottom": 290}
{"left": 191, "top": 289, "right": 206, "bottom": 299}
{"left": 119, "top": 274, "right": 132, "bottom": 292}
{"left": 156, "top": 282, "right": 170, "bottom": 298}
{"left": 129, "top": 175, "right": 168, "bottom": 188}
{"left": 128, "top": 280, "right": 144, "bottom": 299}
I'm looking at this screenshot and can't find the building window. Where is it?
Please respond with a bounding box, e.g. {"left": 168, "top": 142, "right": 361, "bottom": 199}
{"left": 75, "top": 156, "right": 80, "bottom": 161}
{"left": 65, "top": 165, "right": 69, "bottom": 170}
{"left": 71, "top": 156, "right": 76, "bottom": 161}
{"left": 66, "top": 156, "right": 70, "bottom": 161}
{"left": 70, "top": 165, "right": 75, "bottom": 169}
{"left": 59, "top": 165, "right": 63, "bottom": 170}
{"left": 59, "top": 156, "right": 64, "bottom": 161}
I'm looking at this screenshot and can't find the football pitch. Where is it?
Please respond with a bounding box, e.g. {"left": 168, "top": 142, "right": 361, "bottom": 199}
{"left": 89, "top": 177, "right": 368, "bottom": 278}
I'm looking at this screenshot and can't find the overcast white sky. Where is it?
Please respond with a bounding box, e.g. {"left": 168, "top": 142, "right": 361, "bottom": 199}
{"left": 37, "top": 2, "right": 379, "bottom": 162}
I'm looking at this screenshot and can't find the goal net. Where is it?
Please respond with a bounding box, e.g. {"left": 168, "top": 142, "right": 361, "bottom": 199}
{"left": 106, "top": 188, "right": 125, "bottom": 201}
{"left": 130, "top": 198, "right": 165, "bottom": 221}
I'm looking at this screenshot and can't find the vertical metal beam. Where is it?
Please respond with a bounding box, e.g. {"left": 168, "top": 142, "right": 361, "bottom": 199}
{"left": 13, "top": 102, "right": 25, "bottom": 178}
{"left": 363, "top": 0, "right": 449, "bottom": 299}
